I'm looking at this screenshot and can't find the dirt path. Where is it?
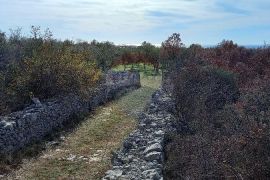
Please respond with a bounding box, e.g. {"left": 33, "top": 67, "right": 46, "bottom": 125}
{"left": 5, "top": 75, "right": 161, "bottom": 180}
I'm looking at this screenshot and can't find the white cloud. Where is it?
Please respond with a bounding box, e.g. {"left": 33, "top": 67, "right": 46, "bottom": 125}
{"left": 0, "top": 0, "right": 269, "bottom": 44}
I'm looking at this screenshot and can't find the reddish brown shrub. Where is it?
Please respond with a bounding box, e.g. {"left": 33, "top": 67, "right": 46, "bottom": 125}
{"left": 164, "top": 65, "right": 270, "bottom": 179}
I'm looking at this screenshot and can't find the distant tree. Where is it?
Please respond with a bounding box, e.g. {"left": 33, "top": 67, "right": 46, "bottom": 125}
{"left": 9, "top": 27, "right": 22, "bottom": 43}
{"left": 139, "top": 41, "right": 159, "bottom": 72}
{"left": 160, "top": 33, "right": 184, "bottom": 77}
{"left": 216, "top": 40, "right": 241, "bottom": 67}
{"left": 30, "top": 25, "right": 41, "bottom": 39}
{"left": 91, "top": 41, "right": 116, "bottom": 72}
{"left": 8, "top": 27, "right": 24, "bottom": 63}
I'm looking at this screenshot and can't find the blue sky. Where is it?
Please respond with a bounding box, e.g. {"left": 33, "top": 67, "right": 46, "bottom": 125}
{"left": 0, "top": 0, "right": 269, "bottom": 46}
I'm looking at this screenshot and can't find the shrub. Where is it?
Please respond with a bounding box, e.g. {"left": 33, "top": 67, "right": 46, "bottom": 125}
{"left": 165, "top": 66, "right": 270, "bottom": 179}
{"left": 172, "top": 65, "right": 239, "bottom": 132}
{"left": 164, "top": 124, "right": 270, "bottom": 179}
{"left": 1, "top": 41, "right": 101, "bottom": 114}
{"left": 242, "top": 83, "right": 270, "bottom": 122}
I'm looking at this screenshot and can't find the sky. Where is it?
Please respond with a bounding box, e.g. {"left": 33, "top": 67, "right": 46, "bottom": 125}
{"left": 0, "top": 0, "right": 270, "bottom": 46}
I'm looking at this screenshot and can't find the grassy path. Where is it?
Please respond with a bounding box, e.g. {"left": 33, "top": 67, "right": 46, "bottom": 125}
{"left": 6, "top": 74, "right": 161, "bottom": 180}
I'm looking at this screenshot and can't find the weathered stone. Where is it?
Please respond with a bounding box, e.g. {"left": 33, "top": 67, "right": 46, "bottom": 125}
{"left": 103, "top": 89, "right": 176, "bottom": 180}
{"left": 143, "top": 143, "right": 162, "bottom": 154}
{"left": 142, "top": 169, "right": 161, "bottom": 180}
{"left": 154, "top": 130, "right": 164, "bottom": 137}
{"left": 145, "top": 152, "right": 162, "bottom": 162}
{"left": 104, "top": 169, "right": 123, "bottom": 179}
{"left": 0, "top": 121, "right": 5, "bottom": 128}
{"left": 123, "top": 140, "right": 133, "bottom": 150}
{"left": 119, "top": 175, "right": 130, "bottom": 180}
{"left": 0, "top": 71, "right": 140, "bottom": 156}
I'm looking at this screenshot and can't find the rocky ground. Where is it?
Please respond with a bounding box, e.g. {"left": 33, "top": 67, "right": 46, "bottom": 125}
{"left": 103, "top": 89, "right": 176, "bottom": 180}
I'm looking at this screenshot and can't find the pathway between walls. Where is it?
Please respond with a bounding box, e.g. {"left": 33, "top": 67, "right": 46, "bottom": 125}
{"left": 4, "top": 75, "right": 161, "bottom": 180}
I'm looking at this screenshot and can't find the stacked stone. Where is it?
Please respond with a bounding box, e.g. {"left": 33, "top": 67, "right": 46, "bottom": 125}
{"left": 0, "top": 71, "right": 140, "bottom": 156}
{"left": 103, "top": 89, "right": 176, "bottom": 180}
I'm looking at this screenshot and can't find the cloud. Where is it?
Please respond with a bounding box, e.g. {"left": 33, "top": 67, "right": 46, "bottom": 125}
{"left": 216, "top": 2, "right": 250, "bottom": 15}
{"left": 0, "top": 0, "right": 269, "bottom": 45}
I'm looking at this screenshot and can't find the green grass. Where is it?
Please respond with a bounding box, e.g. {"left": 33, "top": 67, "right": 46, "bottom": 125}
{"left": 8, "top": 104, "right": 136, "bottom": 180}
{"left": 7, "top": 74, "right": 161, "bottom": 180}
{"left": 140, "top": 73, "right": 162, "bottom": 89}
{"left": 112, "top": 63, "right": 160, "bottom": 76}
{"left": 117, "top": 74, "right": 161, "bottom": 115}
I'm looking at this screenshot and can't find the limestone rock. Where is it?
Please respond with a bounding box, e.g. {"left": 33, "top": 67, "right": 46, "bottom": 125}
{"left": 143, "top": 143, "right": 162, "bottom": 154}
{"left": 145, "top": 152, "right": 162, "bottom": 162}
{"left": 142, "top": 169, "right": 161, "bottom": 180}
{"left": 104, "top": 169, "right": 123, "bottom": 179}
{"left": 103, "top": 89, "right": 176, "bottom": 180}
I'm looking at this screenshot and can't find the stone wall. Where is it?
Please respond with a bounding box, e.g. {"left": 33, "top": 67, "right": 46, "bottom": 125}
{"left": 0, "top": 71, "right": 140, "bottom": 156}
{"left": 103, "top": 88, "right": 176, "bottom": 180}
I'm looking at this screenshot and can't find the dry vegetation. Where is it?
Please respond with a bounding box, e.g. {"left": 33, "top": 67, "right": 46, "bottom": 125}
{"left": 1, "top": 27, "right": 269, "bottom": 179}
{"left": 0, "top": 27, "right": 160, "bottom": 115}
{"left": 0, "top": 28, "right": 102, "bottom": 115}
{"left": 162, "top": 34, "right": 270, "bottom": 179}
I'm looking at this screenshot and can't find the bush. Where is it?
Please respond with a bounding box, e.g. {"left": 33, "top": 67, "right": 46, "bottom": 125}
{"left": 0, "top": 41, "right": 101, "bottom": 114}
{"left": 165, "top": 124, "right": 270, "bottom": 179}
{"left": 164, "top": 65, "right": 270, "bottom": 179}
{"left": 172, "top": 65, "right": 239, "bottom": 132}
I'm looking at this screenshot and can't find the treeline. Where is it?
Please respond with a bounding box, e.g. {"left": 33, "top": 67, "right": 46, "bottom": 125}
{"left": 0, "top": 27, "right": 163, "bottom": 115}
{"left": 162, "top": 34, "right": 270, "bottom": 179}
{"left": 201, "top": 40, "right": 270, "bottom": 88}
{"left": 159, "top": 33, "right": 270, "bottom": 88}
{"left": 111, "top": 41, "right": 160, "bottom": 72}
{"left": 0, "top": 28, "right": 162, "bottom": 73}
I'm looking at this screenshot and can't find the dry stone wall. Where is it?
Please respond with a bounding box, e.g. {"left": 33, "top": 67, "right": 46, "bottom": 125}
{"left": 103, "top": 88, "right": 177, "bottom": 180}
{"left": 0, "top": 71, "right": 140, "bottom": 156}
